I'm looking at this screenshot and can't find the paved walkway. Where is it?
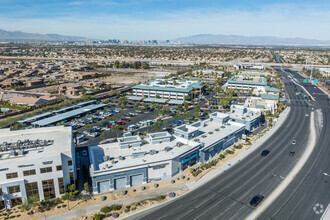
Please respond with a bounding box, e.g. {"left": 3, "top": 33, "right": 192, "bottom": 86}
{"left": 246, "top": 110, "right": 317, "bottom": 219}
{"left": 46, "top": 107, "right": 291, "bottom": 220}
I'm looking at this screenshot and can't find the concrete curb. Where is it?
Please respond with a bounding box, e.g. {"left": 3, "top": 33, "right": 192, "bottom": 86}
{"left": 246, "top": 110, "right": 317, "bottom": 219}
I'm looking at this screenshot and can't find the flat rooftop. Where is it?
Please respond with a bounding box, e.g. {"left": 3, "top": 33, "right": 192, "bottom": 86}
{"left": 191, "top": 119, "right": 245, "bottom": 149}
{"left": 132, "top": 79, "right": 203, "bottom": 93}
{"left": 0, "top": 126, "right": 72, "bottom": 164}
{"left": 227, "top": 75, "right": 267, "bottom": 86}
{"left": 89, "top": 135, "right": 200, "bottom": 175}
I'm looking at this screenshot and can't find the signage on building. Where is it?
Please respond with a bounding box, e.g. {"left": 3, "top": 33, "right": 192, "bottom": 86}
{"left": 42, "top": 161, "right": 53, "bottom": 165}
{"left": 0, "top": 168, "right": 9, "bottom": 172}
{"left": 18, "top": 164, "right": 34, "bottom": 168}
{"left": 151, "top": 163, "right": 169, "bottom": 170}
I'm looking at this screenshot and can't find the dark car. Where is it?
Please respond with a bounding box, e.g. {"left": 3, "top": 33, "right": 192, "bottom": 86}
{"left": 250, "top": 195, "right": 264, "bottom": 206}
{"left": 289, "top": 151, "right": 295, "bottom": 156}
{"left": 261, "top": 150, "right": 270, "bottom": 156}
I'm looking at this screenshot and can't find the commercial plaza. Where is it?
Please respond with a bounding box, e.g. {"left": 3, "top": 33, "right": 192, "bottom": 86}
{"left": 88, "top": 106, "right": 261, "bottom": 194}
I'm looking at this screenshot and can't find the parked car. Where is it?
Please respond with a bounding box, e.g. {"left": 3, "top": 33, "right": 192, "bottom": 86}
{"left": 289, "top": 151, "right": 295, "bottom": 156}
{"left": 122, "top": 118, "right": 131, "bottom": 122}
{"left": 250, "top": 195, "right": 264, "bottom": 206}
{"left": 116, "top": 121, "right": 125, "bottom": 125}
{"left": 292, "top": 140, "right": 296, "bottom": 145}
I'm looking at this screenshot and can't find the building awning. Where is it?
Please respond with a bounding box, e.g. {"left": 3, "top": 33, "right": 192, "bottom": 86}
{"left": 144, "top": 98, "right": 167, "bottom": 103}
{"left": 126, "top": 96, "right": 143, "bottom": 101}
{"left": 168, "top": 100, "right": 184, "bottom": 105}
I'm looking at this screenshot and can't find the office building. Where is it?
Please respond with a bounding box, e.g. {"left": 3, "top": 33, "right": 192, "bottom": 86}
{"left": 0, "top": 126, "right": 75, "bottom": 209}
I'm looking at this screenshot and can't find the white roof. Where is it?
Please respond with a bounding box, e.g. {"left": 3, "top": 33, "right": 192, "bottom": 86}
{"left": 0, "top": 126, "right": 72, "bottom": 163}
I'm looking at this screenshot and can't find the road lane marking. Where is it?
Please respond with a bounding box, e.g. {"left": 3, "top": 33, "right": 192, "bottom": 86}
{"left": 246, "top": 111, "right": 317, "bottom": 220}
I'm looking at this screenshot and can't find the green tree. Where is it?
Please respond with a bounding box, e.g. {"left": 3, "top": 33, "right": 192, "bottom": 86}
{"left": 100, "top": 131, "right": 107, "bottom": 140}
{"left": 152, "top": 121, "right": 162, "bottom": 131}
{"left": 183, "top": 101, "right": 189, "bottom": 110}
{"left": 112, "top": 126, "right": 123, "bottom": 138}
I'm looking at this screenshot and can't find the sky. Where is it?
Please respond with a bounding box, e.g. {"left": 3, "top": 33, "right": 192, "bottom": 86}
{"left": 0, "top": 0, "right": 329, "bottom": 41}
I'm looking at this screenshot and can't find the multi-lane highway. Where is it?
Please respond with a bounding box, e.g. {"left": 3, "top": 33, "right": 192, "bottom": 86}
{"left": 126, "top": 67, "right": 317, "bottom": 219}
{"left": 260, "top": 68, "right": 330, "bottom": 220}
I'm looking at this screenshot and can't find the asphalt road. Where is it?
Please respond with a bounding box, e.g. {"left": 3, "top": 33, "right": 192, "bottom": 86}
{"left": 126, "top": 70, "right": 313, "bottom": 220}
{"left": 259, "top": 68, "right": 330, "bottom": 220}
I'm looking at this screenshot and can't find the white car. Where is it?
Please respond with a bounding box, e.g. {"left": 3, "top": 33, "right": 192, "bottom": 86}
{"left": 292, "top": 140, "right": 296, "bottom": 145}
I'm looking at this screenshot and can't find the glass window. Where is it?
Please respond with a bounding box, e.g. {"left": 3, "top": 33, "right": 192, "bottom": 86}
{"left": 0, "top": 201, "right": 5, "bottom": 210}
{"left": 23, "top": 169, "right": 36, "bottom": 176}
{"left": 40, "top": 167, "right": 52, "bottom": 174}
{"left": 68, "top": 160, "right": 73, "bottom": 166}
{"left": 0, "top": 188, "right": 2, "bottom": 196}
{"left": 42, "top": 179, "right": 55, "bottom": 199}
{"left": 25, "top": 182, "right": 39, "bottom": 200}
{"left": 8, "top": 185, "right": 20, "bottom": 194}
{"left": 10, "top": 198, "right": 22, "bottom": 207}
{"left": 69, "top": 172, "right": 74, "bottom": 185}
{"left": 58, "top": 177, "right": 65, "bottom": 194}
{"left": 6, "top": 172, "right": 18, "bottom": 179}
{"left": 56, "top": 165, "right": 62, "bottom": 171}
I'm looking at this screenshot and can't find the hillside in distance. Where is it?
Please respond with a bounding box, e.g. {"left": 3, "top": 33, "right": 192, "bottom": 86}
{"left": 175, "top": 34, "right": 330, "bottom": 46}
{"left": 0, "top": 29, "right": 87, "bottom": 42}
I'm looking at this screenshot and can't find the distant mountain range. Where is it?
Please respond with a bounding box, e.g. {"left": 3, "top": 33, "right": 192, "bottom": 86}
{"left": 175, "top": 34, "right": 330, "bottom": 46}
{"left": 0, "top": 29, "right": 87, "bottom": 42}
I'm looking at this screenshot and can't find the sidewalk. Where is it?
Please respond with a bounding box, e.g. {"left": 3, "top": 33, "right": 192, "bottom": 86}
{"left": 46, "top": 185, "right": 187, "bottom": 220}
{"left": 47, "top": 107, "right": 291, "bottom": 220}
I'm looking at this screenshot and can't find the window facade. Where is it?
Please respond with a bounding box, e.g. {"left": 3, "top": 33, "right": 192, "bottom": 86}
{"left": 56, "top": 165, "right": 62, "bottom": 171}
{"left": 25, "top": 182, "right": 39, "bottom": 200}
{"left": 0, "top": 200, "right": 5, "bottom": 210}
{"left": 40, "top": 167, "right": 52, "bottom": 174}
{"left": 0, "top": 188, "right": 2, "bottom": 196}
{"left": 10, "top": 198, "right": 22, "bottom": 207}
{"left": 23, "top": 169, "right": 36, "bottom": 176}
{"left": 8, "top": 185, "right": 20, "bottom": 194}
{"left": 69, "top": 172, "right": 74, "bottom": 185}
{"left": 6, "top": 172, "right": 18, "bottom": 179}
{"left": 58, "top": 177, "right": 65, "bottom": 194}
{"left": 42, "top": 179, "right": 55, "bottom": 199}
{"left": 68, "top": 160, "right": 73, "bottom": 166}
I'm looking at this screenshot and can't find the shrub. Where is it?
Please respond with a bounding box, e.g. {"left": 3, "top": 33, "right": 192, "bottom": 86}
{"left": 16, "top": 215, "right": 21, "bottom": 217}
{"left": 225, "top": 149, "right": 234, "bottom": 154}
{"left": 62, "top": 204, "right": 67, "bottom": 208}
{"left": 112, "top": 213, "right": 119, "bottom": 218}
{"left": 171, "top": 180, "right": 175, "bottom": 184}
{"left": 124, "top": 208, "right": 130, "bottom": 213}
{"left": 135, "top": 202, "right": 141, "bottom": 206}
{"left": 159, "top": 195, "right": 166, "bottom": 200}
{"left": 187, "top": 177, "right": 190, "bottom": 180}
{"left": 109, "top": 204, "right": 122, "bottom": 211}
{"left": 94, "top": 213, "right": 103, "bottom": 220}
{"left": 121, "top": 190, "right": 128, "bottom": 195}
{"left": 219, "top": 154, "right": 225, "bottom": 160}
{"left": 131, "top": 207, "right": 136, "bottom": 211}
{"left": 57, "top": 206, "right": 61, "bottom": 209}
{"left": 46, "top": 208, "right": 51, "bottom": 211}
{"left": 141, "top": 186, "right": 146, "bottom": 190}
{"left": 133, "top": 189, "right": 136, "bottom": 192}
{"left": 100, "top": 196, "right": 107, "bottom": 201}
{"left": 181, "top": 175, "right": 185, "bottom": 179}
{"left": 154, "top": 183, "right": 159, "bottom": 188}
{"left": 193, "top": 170, "right": 202, "bottom": 177}
{"left": 126, "top": 205, "right": 131, "bottom": 209}
{"left": 100, "top": 206, "right": 111, "bottom": 214}
{"left": 168, "top": 192, "right": 176, "bottom": 198}
{"left": 188, "top": 168, "right": 194, "bottom": 174}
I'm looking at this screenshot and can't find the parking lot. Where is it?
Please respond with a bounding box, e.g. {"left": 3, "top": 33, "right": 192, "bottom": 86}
{"left": 69, "top": 99, "right": 210, "bottom": 147}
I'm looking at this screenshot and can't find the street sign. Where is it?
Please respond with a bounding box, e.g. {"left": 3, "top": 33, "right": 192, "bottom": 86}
{"left": 303, "top": 79, "right": 308, "bottom": 82}
{"left": 313, "top": 79, "right": 318, "bottom": 83}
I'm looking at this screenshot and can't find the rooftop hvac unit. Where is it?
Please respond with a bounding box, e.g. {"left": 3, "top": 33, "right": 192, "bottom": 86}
{"left": 103, "top": 155, "right": 110, "bottom": 162}
{"left": 164, "top": 146, "right": 172, "bottom": 152}
{"left": 176, "top": 142, "right": 184, "bottom": 147}
{"left": 221, "top": 126, "right": 225, "bottom": 128}
{"left": 118, "top": 156, "right": 125, "bottom": 160}
{"left": 150, "top": 150, "right": 157, "bottom": 155}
